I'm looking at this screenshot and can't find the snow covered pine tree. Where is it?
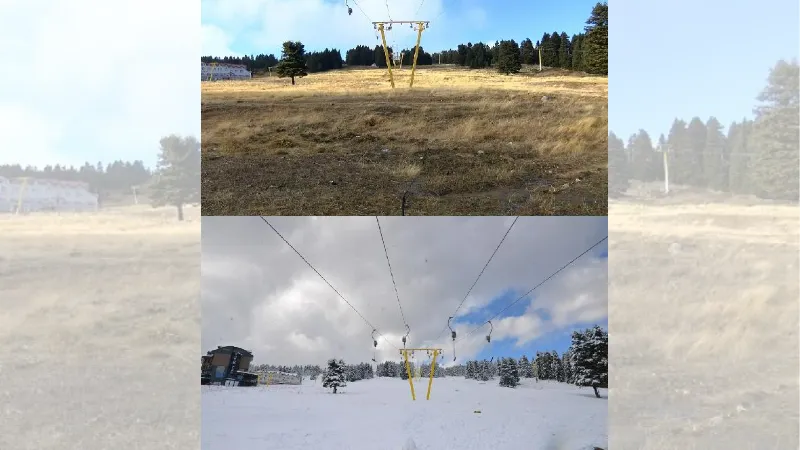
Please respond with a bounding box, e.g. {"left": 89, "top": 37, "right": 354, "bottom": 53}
{"left": 571, "top": 326, "right": 608, "bottom": 398}
{"left": 479, "top": 360, "right": 491, "bottom": 381}
{"left": 499, "top": 358, "right": 520, "bottom": 387}
{"left": 322, "top": 358, "right": 347, "bottom": 394}
{"left": 519, "top": 355, "right": 532, "bottom": 378}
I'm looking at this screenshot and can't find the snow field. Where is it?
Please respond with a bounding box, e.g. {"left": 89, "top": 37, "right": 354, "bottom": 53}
{"left": 202, "top": 376, "right": 607, "bottom": 450}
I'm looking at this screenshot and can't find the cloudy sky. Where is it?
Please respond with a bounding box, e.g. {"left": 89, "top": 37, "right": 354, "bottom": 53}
{"left": 610, "top": 0, "right": 798, "bottom": 141}
{"left": 202, "top": 217, "right": 608, "bottom": 367}
{"left": 201, "top": 0, "right": 600, "bottom": 57}
{"left": 0, "top": 0, "right": 200, "bottom": 169}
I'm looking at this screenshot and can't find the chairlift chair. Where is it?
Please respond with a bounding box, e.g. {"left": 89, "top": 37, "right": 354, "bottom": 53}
{"left": 448, "top": 316, "right": 457, "bottom": 361}
{"left": 371, "top": 329, "right": 378, "bottom": 362}
{"left": 486, "top": 320, "right": 493, "bottom": 343}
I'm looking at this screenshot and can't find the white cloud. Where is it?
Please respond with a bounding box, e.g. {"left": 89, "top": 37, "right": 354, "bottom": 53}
{"left": 0, "top": 0, "right": 200, "bottom": 169}
{"left": 202, "top": 24, "right": 239, "bottom": 57}
{"left": 201, "top": 0, "right": 448, "bottom": 55}
{"left": 202, "top": 217, "right": 608, "bottom": 366}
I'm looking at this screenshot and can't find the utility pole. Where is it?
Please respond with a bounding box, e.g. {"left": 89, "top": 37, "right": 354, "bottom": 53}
{"left": 373, "top": 20, "right": 430, "bottom": 88}
{"left": 537, "top": 46, "right": 542, "bottom": 71}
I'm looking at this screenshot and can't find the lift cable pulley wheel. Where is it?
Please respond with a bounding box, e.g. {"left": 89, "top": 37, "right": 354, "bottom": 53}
{"left": 448, "top": 316, "right": 457, "bottom": 361}
{"left": 486, "top": 320, "right": 493, "bottom": 343}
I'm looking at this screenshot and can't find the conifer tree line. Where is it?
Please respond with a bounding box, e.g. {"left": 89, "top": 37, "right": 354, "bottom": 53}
{"left": 0, "top": 161, "right": 151, "bottom": 194}
{"left": 461, "top": 325, "right": 607, "bottom": 394}
{"left": 345, "top": 44, "right": 434, "bottom": 67}
{"left": 203, "top": 49, "right": 343, "bottom": 74}
{"left": 311, "top": 325, "right": 607, "bottom": 395}
{"left": 431, "top": 2, "right": 607, "bottom": 75}
{"left": 1, "top": 135, "right": 200, "bottom": 220}
{"left": 250, "top": 363, "right": 323, "bottom": 379}
{"left": 203, "top": 2, "right": 606, "bottom": 76}
{"left": 202, "top": 54, "right": 279, "bottom": 72}
{"left": 610, "top": 59, "right": 799, "bottom": 201}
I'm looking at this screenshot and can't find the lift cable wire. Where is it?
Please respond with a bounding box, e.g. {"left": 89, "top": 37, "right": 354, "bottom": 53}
{"left": 414, "top": 0, "right": 426, "bottom": 18}
{"left": 383, "top": 0, "right": 398, "bottom": 59}
{"left": 376, "top": 217, "right": 409, "bottom": 331}
{"left": 432, "top": 216, "right": 520, "bottom": 344}
{"left": 259, "top": 216, "right": 399, "bottom": 350}
{"left": 457, "top": 235, "right": 608, "bottom": 343}
{"left": 348, "top": 0, "right": 373, "bottom": 23}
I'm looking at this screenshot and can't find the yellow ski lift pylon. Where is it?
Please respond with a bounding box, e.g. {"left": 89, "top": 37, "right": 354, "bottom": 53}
{"left": 400, "top": 348, "right": 441, "bottom": 400}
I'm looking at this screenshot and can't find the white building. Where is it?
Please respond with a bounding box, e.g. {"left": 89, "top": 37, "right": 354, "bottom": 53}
{"left": 257, "top": 370, "right": 302, "bottom": 385}
{"left": 0, "top": 176, "right": 98, "bottom": 213}
{"left": 201, "top": 62, "right": 251, "bottom": 81}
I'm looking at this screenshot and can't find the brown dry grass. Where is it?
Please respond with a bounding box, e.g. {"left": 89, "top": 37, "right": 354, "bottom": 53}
{"left": 609, "top": 198, "right": 798, "bottom": 449}
{"left": 0, "top": 206, "right": 200, "bottom": 449}
{"left": 201, "top": 66, "right": 608, "bottom": 215}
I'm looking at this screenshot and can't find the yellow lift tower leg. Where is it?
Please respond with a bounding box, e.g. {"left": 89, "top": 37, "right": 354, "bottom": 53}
{"left": 409, "top": 22, "right": 425, "bottom": 88}
{"left": 400, "top": 348, "right": 441, "bottom": 400}
{"left": 377, "top": 23, "right": 395, "bottom": 89}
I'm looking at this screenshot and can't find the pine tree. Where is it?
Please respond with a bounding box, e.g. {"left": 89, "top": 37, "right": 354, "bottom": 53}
{"left": 495, "top": 40, "right": 522, "bottom": 75}
{"left": 558, "top": 32, "right": 571, "bottom": 68}
{"left": 479, "top": 361, "right": 490, "bottom": 381}
{"left": 570, "top": 34, "right": 585, "bottom": 72}
{"left": 608, "top": 131, "right": 629, "bottom": 196}
{"left": 275, "top": 41, "right": 309, "bottom": 85}
{"left": 546, "top": 32, "right": 560, "bottom": 67}
{"left": 520, "top": 38, "right": 536, "bottom": 64}
{"left": 703, "top": 117, "right": 728, "bottom": 191}
{"left": 561, "top": 351, "right": 574, "bottom": 384}
{"left": 519, "top": 355, "right": 532, "bottom": 377}
{"left": 628, "top": 130, "right": 658, "bottom": 182}
{"left": 399, "top": 360, "right": 411, "bottom": 380}
{"left": 666, "top": 119, "right": 690, "bottom": 185}
{"left": 570, "top": 326, "right": 608, "bottom": 398}
{"left": 322, "top": 358, "right": 347, "bottom": 393}
{"left": 727, "top": 120, "right": 754, "bottom": 194}
{"left": 684, "top": 117, "right": 708, "bottom": 186}
{"left": 582, "top": 2, "right": 608, "bottom": 75}
{"left": 748, "top": 59, "right": 799, "bottom": 200}
{"left": 549, "top": 351, "right": 562, "bottom": 382}
{"left": 498, "top": 358, "right": 520, "bottom": 387}
{"left": 149, "top": 135, "right": 200, "bottom": 221}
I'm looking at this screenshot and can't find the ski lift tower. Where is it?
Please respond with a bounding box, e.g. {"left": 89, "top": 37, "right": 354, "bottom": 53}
{"left": 372, "top": 20, "right": 430, "bottom": 88}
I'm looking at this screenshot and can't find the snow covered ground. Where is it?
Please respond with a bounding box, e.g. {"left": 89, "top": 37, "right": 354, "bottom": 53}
{"left": 202, "top": 376, "right": 607, "bottom": 450}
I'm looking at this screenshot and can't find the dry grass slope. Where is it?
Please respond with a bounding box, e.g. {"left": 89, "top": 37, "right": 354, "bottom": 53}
{"left": 0, "top": 206, "right": 200, "bottom": 449}
{"left": 202, "top": 66, "right": 608, "bottom": 215}
{"left": 609, "top": 199, "right": 799, "bottom": 449}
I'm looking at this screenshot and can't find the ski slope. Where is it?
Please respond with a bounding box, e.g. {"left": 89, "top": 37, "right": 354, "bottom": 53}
{"left": 202, "top": 376, "right": 607, "bottom": 450}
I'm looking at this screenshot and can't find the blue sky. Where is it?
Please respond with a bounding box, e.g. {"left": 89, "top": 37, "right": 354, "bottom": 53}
{"left": 610, "top": 0, "right": 799, "bottom": 141}
{"left": 450, "top": 247, "right": 608, "bottom": 360}
{"left": 201, "top": 0, "right": 604, "bottom": 57}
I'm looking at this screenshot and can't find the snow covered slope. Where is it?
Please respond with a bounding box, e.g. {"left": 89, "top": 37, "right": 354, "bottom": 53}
{"left": 202, "top": 376, "right": 607, "bottom": 450}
